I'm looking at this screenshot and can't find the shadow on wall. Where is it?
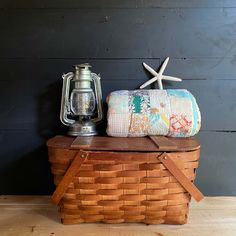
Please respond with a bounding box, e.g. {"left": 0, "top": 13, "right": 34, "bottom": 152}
{"left": 0, "top": 80, "right": 65, "bottom": 194}
{"left": 37, "top": 80, "right": 67, "bottom": 140}
{"left": 0, "top": 145, "right": 54, "bottom": 194}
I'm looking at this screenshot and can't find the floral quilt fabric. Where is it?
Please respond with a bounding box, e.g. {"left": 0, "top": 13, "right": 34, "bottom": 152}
{"left": 106, "top": 89, "right": 201, "bottom": 137}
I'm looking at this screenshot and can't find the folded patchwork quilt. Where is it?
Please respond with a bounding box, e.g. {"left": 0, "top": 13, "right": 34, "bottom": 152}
{"left": 106, "top": 89, "right": 201, "bottom": 137}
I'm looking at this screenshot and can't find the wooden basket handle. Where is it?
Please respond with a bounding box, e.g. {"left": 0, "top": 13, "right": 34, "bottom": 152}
{"left": 51, "top": 151, "right": 88, "bottom": 205}
{"left": 158, "top": 153, "right": 204, "bottom": 202}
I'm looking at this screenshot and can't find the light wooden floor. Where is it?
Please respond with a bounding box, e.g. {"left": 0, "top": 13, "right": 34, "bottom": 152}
{"left": 0, "top": 196, "right": 236, "bottom": 236}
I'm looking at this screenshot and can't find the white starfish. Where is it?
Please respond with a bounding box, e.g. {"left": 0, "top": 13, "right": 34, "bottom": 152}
{"left": 140, "top": 57, "right": 182, "bottom": 90}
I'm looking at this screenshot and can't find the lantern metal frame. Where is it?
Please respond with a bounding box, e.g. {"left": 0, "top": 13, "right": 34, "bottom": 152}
{"left": 60, "top": 64, "right": 103, "bottom": 136}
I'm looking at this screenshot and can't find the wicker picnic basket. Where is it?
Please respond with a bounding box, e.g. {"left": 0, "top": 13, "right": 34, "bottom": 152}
{"left": 47, "top": 135, "right": 203, "bottom": 225}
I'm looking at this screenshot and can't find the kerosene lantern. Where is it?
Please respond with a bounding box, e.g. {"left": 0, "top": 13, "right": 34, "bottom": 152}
{"left": 60, "top": 63, "right": 103, "bottom": 136}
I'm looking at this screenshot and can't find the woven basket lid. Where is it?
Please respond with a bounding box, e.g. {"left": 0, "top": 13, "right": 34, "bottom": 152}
{"left": 47, "top": 135, "right": 200, "bottom": 152}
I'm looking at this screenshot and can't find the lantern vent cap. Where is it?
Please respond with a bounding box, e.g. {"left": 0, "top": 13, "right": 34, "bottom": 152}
{"left": 74, "top": 63, "right": 92, "bottom": 70}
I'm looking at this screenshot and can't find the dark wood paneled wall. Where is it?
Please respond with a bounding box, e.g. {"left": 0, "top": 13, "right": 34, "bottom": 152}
{"left": 0, "top": 0, "right": 235, "bottom": 195}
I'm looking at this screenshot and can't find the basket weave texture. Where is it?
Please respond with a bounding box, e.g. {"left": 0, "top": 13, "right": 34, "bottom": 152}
{"left": 48, "top": 143, "right": 200, "bottom": 225}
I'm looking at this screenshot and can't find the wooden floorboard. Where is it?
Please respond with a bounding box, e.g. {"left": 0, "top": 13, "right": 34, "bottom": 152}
{"left": 0, "top": 196, "right": 236, "bottom": 236}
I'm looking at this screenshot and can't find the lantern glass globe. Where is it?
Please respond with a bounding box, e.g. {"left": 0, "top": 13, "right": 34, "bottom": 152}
{"left": 70, "top": 89, "right": 96, "bottom": 116}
